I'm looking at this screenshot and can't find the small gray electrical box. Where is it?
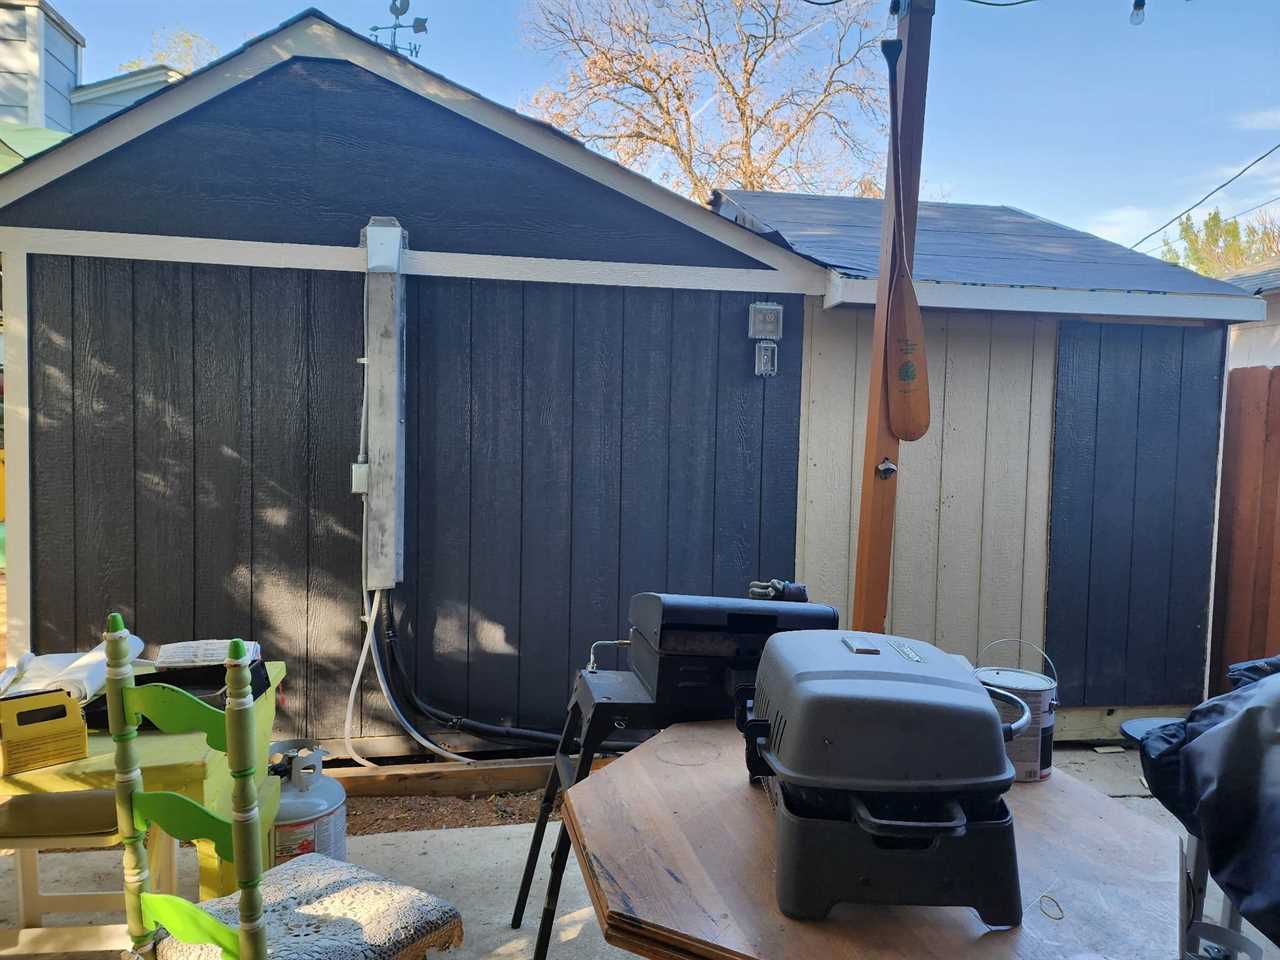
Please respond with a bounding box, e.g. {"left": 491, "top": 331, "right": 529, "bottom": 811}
{"left": 748, "top": 301, "right": 784, "bottom": 341}
{"left": 755, "top": 341, "right": 779, "bottom": 377}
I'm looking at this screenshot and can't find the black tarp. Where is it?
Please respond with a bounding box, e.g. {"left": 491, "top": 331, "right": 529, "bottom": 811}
{"left": 1141, "top": 657, "right": 1280, "bottom": 947}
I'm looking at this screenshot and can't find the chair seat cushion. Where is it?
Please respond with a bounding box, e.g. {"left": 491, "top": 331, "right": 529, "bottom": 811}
{"left": 0, "top": 791, "right": 118, "bottom": 841}
{"left": 155, "top": 852, "right": 463, "bottom": 960}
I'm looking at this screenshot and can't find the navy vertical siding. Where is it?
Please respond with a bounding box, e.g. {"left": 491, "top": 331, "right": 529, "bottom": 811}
{"left": 27, "top": 258, "right": 805, "bottom": 737}
{"left": 1046, "top": 319, "right": 1226, "bottom": 707}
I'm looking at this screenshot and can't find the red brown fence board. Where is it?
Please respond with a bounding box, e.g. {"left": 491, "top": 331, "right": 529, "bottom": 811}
{"left": 1211, "top": 365, "right": 1280, "bottom": 692}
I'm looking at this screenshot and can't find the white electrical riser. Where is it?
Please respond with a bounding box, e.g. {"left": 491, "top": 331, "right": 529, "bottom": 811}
{"left": 358, "top": 216, "right": 408, "bottom": 591}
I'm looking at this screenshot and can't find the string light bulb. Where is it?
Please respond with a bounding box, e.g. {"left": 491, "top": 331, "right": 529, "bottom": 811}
{"left": 1130, "top": 0, "right": 1146, "bottom": 25}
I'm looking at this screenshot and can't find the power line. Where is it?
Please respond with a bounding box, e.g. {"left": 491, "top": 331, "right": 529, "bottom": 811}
{"left": 1130, "top": 140, "right": 1280, "bottom": 249}
{"left": 1139, "top": 193, "right": 1280, "bottom": 253}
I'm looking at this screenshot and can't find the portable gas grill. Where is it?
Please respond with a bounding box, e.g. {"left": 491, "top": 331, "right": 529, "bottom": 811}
{"left": 738, "top": 629, "right": 1030, "bottom": 927}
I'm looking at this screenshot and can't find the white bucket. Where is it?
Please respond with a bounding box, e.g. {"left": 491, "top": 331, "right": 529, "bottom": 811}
{"left": 975, "top": 640, "right": 1058, "bottom": 783}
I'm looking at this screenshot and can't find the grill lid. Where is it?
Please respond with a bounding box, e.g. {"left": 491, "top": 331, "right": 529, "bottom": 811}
{"left": 751, "top": 630, "right": 1014, "bottom": 794}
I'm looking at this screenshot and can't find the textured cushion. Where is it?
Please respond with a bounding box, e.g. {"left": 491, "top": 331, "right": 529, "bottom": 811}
{"left": 155, "top": 853, "right": 463, "bottom": 960}
{"left": 0, "top": 791, "right": 118, "bottom": 841}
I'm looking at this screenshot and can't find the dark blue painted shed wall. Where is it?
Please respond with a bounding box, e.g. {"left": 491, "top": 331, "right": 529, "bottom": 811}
{"left": 0, "top": 58, "right": 768, "bottom": 270}
{"left": 1045, "top": 320, "right": 1225, "bottom": 707}
{"left": 27, "top": 255, "right": 802, "bottom": 738}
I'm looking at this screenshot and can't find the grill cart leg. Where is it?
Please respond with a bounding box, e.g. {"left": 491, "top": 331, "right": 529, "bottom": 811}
{"left": 531, "top": 717, "right": 609, "bottom": 960}
{"left": 511, "top": 701, "right": 582, "bottom": 929}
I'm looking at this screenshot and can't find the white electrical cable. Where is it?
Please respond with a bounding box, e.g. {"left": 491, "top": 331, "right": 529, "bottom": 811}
{"left": 343, "top": 586, "right": 380, "bottom": 769}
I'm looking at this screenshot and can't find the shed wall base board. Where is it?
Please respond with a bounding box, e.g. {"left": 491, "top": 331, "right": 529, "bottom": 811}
{"left": 1055, "top": 705, "right": 1193, "bottom": 743}
{"left": 329, "top": 755, "right": 613, "bottom": 798}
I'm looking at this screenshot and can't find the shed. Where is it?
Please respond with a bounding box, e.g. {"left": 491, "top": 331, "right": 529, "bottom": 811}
{"left": 0, "top": 10, "right": 828, "bottom": 745}
{"left": 1225, "top": 259, "right": 1280, "bottom": 368}
{"left": 713, "top": 190, "right": 1264, "bottom": 712}
{"left": 0, "top": 9, "right": 1265, "bottom": 749}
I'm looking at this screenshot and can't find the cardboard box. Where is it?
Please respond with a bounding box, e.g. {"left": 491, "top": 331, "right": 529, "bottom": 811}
{"left": 0, "top": 688, "right": 89, "bottom": 775}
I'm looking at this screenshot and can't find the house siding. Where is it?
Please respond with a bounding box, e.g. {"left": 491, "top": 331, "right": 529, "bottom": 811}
{"left": 1045, "top": 320, "right": 1226, "bottom": 706}
{"left": 795, "top": 302, "right": 1056, "bottom": 670}
{"left": 27, "top": 254, "right": 803, "bottom": 737}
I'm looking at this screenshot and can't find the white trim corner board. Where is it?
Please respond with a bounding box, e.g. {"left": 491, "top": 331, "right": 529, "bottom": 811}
{"left": 4, "top": 248, "right": 31, "bottom": 663}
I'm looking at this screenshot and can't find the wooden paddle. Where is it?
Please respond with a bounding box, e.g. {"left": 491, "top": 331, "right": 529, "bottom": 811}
{"left": 882, "top": 39, "right": 930, "bottom": 442}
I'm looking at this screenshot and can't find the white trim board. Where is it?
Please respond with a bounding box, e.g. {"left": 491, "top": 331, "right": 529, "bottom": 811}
{"left": 0, "top": 14, "right": 826, "bottom": 287}
{"left": 4, "top": 247, "right": 30, "bottom": 663}
{"left": 0, "top": 228, "right": 824, "bottom": 293}
{"left": 825, "top": 273, "right": 1265, "bottom": 323}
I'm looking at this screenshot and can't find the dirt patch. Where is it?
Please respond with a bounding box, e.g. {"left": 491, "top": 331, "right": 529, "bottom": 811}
{"left": 345, "top": 789, "right": 556, "bottom": 834}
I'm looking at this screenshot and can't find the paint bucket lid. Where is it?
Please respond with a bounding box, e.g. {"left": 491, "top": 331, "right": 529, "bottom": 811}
{"left": 974, "top": 666, "right": 1056, "bottom": 692}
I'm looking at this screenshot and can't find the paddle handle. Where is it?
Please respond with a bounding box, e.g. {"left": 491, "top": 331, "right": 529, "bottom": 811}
{"left": 882, "top": 39, "right": 930, "bottom": 442}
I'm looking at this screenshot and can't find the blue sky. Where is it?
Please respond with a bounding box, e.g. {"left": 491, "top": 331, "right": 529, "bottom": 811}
{"left": 55, "top": 0, "right": 1280, "bottom": 253}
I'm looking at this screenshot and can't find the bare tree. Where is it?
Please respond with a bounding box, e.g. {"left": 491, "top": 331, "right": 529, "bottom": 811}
{"left": 121, "top": 28, "right": 219, "bottom": 76}
{"left": 528, "top": 0, "right": 885, "bottom": 201}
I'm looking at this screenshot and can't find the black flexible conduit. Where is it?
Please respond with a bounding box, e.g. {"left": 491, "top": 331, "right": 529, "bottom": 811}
{"left": 372, "top": 592, "right": 636, "bottom": 752}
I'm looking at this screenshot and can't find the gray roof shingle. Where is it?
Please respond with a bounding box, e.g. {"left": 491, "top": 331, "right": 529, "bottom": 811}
{"left": 1226, "top": 260, "right": 1280, "bottom": 296}
{"left": 713, "top": 190, "right": 1251, "bottom": 298}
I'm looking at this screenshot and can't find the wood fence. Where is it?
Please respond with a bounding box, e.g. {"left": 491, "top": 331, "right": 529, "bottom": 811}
{"left": 1212, "top": 365, "right": 1280, "bottom": 692}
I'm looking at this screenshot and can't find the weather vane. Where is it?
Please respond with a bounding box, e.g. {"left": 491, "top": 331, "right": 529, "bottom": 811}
{"left": 369, "top": 0, "right": 427, "bottom": 58}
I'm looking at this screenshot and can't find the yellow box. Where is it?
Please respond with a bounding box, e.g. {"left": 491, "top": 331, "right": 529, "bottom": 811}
{"left": 0, "top": 689, "right": 88, "bottom": 775}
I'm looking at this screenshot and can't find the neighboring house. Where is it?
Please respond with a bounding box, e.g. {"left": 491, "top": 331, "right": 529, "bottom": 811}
{"left": 1225, "top": 259, "right": 1280, "bottom": 368}
{"left": 0, "top": 10, "right": 1265, "bottom": 745}
{"left": 0, "top": 0, "right": 181, "bottom": 135}
{"left": 0, "top": 122, "right": 64, "bottom": 172}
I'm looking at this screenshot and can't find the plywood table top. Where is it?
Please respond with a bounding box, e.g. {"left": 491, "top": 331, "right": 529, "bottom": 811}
{"left": 563, "top": 721, "right": 1178, "bottom": 960}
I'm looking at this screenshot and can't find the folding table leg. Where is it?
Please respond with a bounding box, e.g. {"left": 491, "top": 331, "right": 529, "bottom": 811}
{"left": 14, "top": 850, "right": 41, "bottom": 928}
{"left": 148, "top": 827, "right": 179, "bottom": 895}
{"left": 532, "top": 715, "right": 607, "bottom": 960}
{"left": 511, "top": 702, "right": 582, "bottom": 929}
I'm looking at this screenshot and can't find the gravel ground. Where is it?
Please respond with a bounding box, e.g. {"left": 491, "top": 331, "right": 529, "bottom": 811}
{"left": 346, "top": 789, "right": 555, "bottom": 833}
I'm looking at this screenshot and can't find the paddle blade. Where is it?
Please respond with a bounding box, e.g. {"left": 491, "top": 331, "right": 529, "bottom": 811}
{"left": 885, "top": 270, "right": 930, "bottom": 441}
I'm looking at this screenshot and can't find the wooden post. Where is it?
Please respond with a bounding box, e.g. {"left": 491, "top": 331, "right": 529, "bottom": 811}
{"left": 851, "top": 0, "right": 936, "bottom": 632}
{"left": 104, "top": 612, "right": 152, "bottom": 950}
{"left": 225, "top": 637, "right": 268, "bottom": 960}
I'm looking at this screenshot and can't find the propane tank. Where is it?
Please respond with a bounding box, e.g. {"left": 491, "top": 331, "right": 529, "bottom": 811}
{"left": 269, "top": 740, "right": 348, "bottom": 864}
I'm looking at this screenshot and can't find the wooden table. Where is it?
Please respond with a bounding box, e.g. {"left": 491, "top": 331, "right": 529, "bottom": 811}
{"left": 564, "top": 721, "right": 1180, "bottom": 960}
{"left": 0, "top": 662, "right": 285, "bottom": 956}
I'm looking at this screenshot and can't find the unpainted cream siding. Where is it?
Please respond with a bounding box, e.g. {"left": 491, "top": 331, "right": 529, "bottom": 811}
{"left": 795, "top": 297, "right": 1056, "bottom": 669}
{"left": 1228, "top": 294, "right": 1280, "bottom": 368}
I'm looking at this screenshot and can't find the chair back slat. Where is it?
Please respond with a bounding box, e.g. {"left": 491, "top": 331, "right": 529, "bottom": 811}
{"left": 133, "top": 790, "right": 236, "bottom": 863}
{"left": 141, "top": 892, "right": 239, "bottom": 960}
{"left": 124, "top": 683, "right": 228, "bottom": 752}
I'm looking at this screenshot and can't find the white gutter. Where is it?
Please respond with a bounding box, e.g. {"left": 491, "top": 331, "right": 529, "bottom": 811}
{"left": 825, "top": 271, "right": 1266, "bottom": 323}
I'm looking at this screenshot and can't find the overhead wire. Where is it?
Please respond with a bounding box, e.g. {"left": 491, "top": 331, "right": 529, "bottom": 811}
{"left": 1138, "top": 193, "right": 1280, "bottom": 254}
{"left": 1131, "top": 140, "right": 1280, "bottom": 249}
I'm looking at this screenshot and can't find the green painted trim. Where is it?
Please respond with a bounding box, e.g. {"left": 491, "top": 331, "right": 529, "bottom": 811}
{"left": 124, "top": 682, "right": 228, "bottom": 752}
{"left": 133, "top": 790, "right": 236, "bottom": 864}
{"left": 141, "top": 892, "right": 239, "bottom": 959}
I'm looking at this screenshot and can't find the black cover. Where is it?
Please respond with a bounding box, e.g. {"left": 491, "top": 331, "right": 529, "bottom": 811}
{"left": 627, "top": 593, "right": 839, "bottom": 647}
{"left": 1140, "top": 656, "right": 1280, "bottom": 946}
{"left": 82, "top": 661, "right": 272, "bottom": 732}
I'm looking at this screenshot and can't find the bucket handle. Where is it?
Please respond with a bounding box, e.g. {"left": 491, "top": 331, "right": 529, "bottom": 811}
{"left": 978, "top": 638, "right": 1058, "bottom": 686}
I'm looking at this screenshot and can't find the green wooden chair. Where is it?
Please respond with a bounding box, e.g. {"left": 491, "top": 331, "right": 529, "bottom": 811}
{"left": 103, "top": 614, "right": 463, "bottom": 960}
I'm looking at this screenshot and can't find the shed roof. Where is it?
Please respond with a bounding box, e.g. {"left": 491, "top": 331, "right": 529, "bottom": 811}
{"left": 1226, "top": 259, "right": 1280, "bottom": 297}
{"left": 713, "top": 190, "right": 1253, "bottom": 299}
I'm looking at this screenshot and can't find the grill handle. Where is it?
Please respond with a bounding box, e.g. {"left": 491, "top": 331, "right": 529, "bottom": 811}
{"left": 851, "top": 796, "right": 967, "bottom": 838}
{"left": 984, "top": 685, "right": 1032, "bottom": 742}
